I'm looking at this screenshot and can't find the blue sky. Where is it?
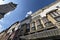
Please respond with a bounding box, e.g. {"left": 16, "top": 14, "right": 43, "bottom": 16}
{"left": 0, "top": 0, "right": 56, "bottom": 32}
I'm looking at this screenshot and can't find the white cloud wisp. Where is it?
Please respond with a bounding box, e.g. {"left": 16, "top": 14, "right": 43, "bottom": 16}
{"left": 25, "top": 11, "right": 32, "bottom": 17}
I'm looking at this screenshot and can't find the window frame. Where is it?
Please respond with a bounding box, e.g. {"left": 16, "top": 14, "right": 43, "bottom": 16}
{"left": 31, "top": 22, "right": 36, "bottom": 30}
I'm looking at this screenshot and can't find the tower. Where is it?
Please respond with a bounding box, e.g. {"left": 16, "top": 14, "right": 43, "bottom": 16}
{"left": 0, "top": 2, "right": 17, "bottom": 19}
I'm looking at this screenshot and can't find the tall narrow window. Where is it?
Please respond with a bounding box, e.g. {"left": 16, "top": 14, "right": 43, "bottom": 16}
{"left": 26, "top": 24, "right": 30, "bottom": 32}
{"left": 53, "top": 12, "right": 59, "bottom": 17}
{"left": 42, "top": 17, "right": 54, "bottom": 27}
{"left": 36, "top": 19, "right": 43, "bottom": 28}
{"left": 42, "top": 17, "right": 49, "bottom": 23}
{"left": 31, "top": 22, "right": 35, "bottom": 30}
{"left": 36, "top": 19, "right": 41, "bottom": 26}
{"left": 50, "top": 13, "right": 56, "bottom": 17}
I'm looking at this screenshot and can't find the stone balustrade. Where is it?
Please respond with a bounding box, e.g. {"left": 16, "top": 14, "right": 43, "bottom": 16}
{"left": 20, "top": 28, "right": 60, "bottom": 39}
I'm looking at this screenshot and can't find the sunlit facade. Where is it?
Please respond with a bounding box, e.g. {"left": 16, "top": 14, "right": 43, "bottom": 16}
{"left": 1, "top": 0, "right": 60, "bottom": 40}
{"left": 20, "top": 0, "right": 60, "bottom": 40}
{"left": 0, "top": 21, "right": 20, "bottom": 40}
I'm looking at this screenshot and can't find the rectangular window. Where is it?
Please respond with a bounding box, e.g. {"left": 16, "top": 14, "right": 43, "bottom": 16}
{"left": 31, "top": 22, "right": 35, "bottom": 30}
{"left": 50, "top": 13, "right": 56, "bottom": 17}
{"left": 42, "top": 17, "right": 49, "bottom": 23}
{"left": 57, "top": 10, "right": 60, "bottom": 14}
{"left": 45, "top": 21, "right": 53, "bottom": 27}
{"left": 36, "top": 19, "right": 43, "bottom": 28}
{"left": 55, "top": 16, "right": 60, "bottom": 22}
{"left": 53, "top": 12, "right": 59, "bottom": 17}
{"left": 49, "top": 11, "right": 60, "bottom": 22}
{"left": 36, "top": 19, "right": 41, "bottom": 26}
{"left": 26, "top": 24, "right": 30, "bottom": 32}
{"left": 50, "top": 11, "right": 60, "bottom": 18}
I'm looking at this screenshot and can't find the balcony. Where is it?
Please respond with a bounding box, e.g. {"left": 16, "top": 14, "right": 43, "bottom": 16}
{"left": 20, "top": 28, "right": 60, "bottom": 39}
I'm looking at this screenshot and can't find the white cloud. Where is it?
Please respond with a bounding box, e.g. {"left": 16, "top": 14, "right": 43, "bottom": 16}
{"left": 0, "top": 0, "right": 5, "bottom": 5}
{"left": 25, "top": 11, "right": 32, "bottom": 17}
{"left": 0, "top": 18, "right": 4, "bottom": 23}
{"left": 0, "top": 24, "right": 4, "bottom": 32}
{"left": 5, "top": 12, "right": 11, "bottom": 16}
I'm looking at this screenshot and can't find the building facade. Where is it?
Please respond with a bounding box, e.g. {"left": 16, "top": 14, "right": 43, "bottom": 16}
{"left": 0, "top": 21, "right": 20, "bottom": 40}
{"left": 1, "top": 0, "right": 60, "bottom": 40}
{"left": 20, "top": 16, "right": 31, "bottom": 36}
{"left": 20, "top": 0, "right": 60, "bottom": 40}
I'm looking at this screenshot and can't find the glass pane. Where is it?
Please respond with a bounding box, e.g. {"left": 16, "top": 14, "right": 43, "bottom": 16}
{"left": 37, "top": 25, "right": 43, "bottom": 29}
{"left": 45, "top": 22, "right": 53, "bottom": 27}
{"left": 31, "top": 22, "right": 35, "bottom": 30}
{"left": 50, "top": 13, "right": 56, "bottom": 17}
{"left": 42, "top": 17, "right": 49, "bottom": 23}
{"left": 56, "top": 16, "right": 60, "bottom": 22}
{"left": 31, "top": 22, "right": 35, "bottom": 27}
{"left": 27, "top": 24, "right": 30, "bottom": 29}
{"left": 53, "top": 12, "right": 59, "bottom": 17}
{"left": 36, "top": 19, "right": 41, "bottom": 26}
{"left": 56, "top": 10, "right": 60, "bottom": 15}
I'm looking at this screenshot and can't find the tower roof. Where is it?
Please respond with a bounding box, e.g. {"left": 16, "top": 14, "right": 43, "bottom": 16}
{"left": 0, "top": 2, "right": 17, "bottom": 19}
{"left": 0, "top": 2, "right": 17, "bottom": 13}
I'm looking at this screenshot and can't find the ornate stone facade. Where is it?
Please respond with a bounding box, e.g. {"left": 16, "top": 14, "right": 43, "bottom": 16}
{"left": 1, "top": 0, "right": 60, "bottom": 40}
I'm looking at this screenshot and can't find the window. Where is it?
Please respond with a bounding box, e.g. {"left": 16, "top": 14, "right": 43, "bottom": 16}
{"left": 55, "top": 16, "right": 60, "bottom": 22}
{"left": 36, "top": 19, "right": 43, "bottom": 28}
{"left": 21, "top": 24, "right": 27, "bottom": 31}
{"left": 53, "top": 12, "right": 59, "bottom": 16}
{"left": 50, "top": 11, "right": 60, "bottom": 18}
{"left": 31, "top": 22, "right": 35, "bottom": 30}
{"left": 42, "top": 17, "right": 49, "bottom": 23}
{"left": 57, "top": 10, "right": 60, "bottom": 14}
{"left": 49, "top": 10, "right": 60, "bottom": 22}
{"left": 27, "top": 24, "right": 30, "bottom": 29}
{"left": 45, "top": 22, "right": 53, "bottom": 27}
{"left": 50, "top": 13, "right": 56, "bottom": 17}
{"left": 36, "top": 19, "right": 41, "bottom": 26}
{"left": 26, "top": 24, "right": 30, "bottom": 32}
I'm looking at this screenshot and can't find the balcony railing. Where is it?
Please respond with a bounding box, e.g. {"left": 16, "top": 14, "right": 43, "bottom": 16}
{"left": 20, "top": 28, "right": 60, "bottom": 39}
